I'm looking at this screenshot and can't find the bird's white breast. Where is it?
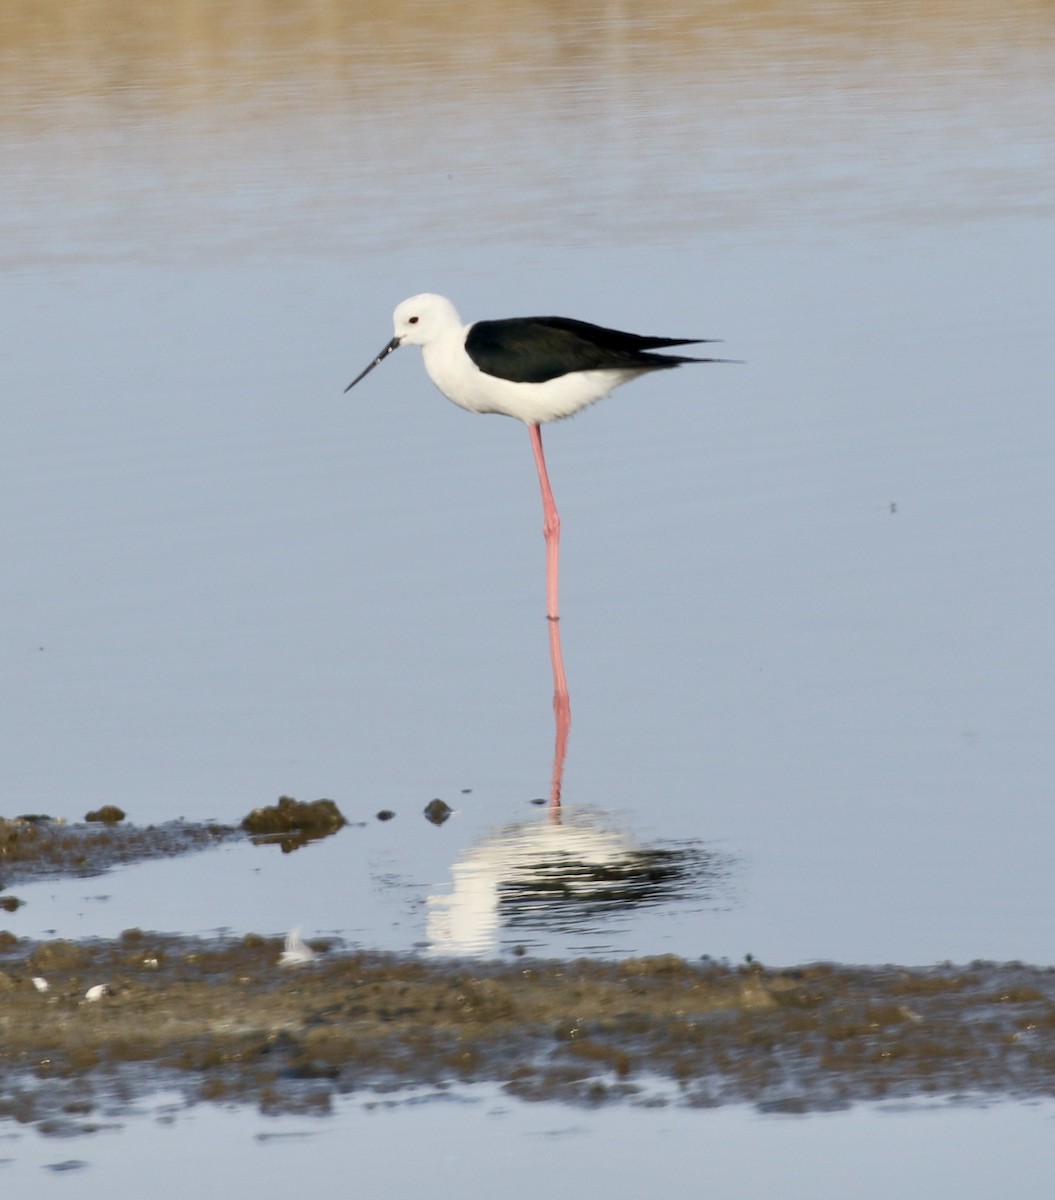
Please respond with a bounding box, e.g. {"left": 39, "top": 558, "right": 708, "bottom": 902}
{"left": 422, "top": 337, "right": 636, "bottom": 425}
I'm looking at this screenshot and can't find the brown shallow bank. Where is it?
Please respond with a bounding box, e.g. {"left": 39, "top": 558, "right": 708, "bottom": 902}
{"left": 2, "top": 934, "right": 1054, "bottom": 1133}
{"left": 1, "top": 816, "right": 1054, "bottom": 1132}
{"left": 0, "top": 799, "right": 346, "bottom": 890}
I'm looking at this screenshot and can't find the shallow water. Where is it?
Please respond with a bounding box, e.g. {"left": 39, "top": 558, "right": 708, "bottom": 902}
{"left": 5, "top": 249, "right": 1053, "bottom": 964}
{"left": 3, "top": 1, "right": 1054, "bottom": 967}
{"left": 2, "top": 0, "right": 1054, "bottom": 1177}
{"left": 2, "top": 1088, "right": 1054, "bottom": 1199}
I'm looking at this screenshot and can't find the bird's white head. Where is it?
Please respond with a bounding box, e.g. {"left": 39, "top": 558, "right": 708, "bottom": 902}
{"left": 392, "top": 293, "right": 462, "bottom": 347}
{"left": 345, "top": 293, "right": 462, "bottom": 393}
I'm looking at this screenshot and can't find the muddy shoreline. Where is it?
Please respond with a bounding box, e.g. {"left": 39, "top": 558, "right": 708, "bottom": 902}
{"left": 2, "top": 817, "right": 1054, "bottom": 1132}
{"left": 0, "top": 814, "right": 242, "bottom": 891}
{"left": 3, "top": 934, "right": 1054, "bottom": 1132}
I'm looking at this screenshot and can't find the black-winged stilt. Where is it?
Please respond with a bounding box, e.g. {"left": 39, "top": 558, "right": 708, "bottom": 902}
{"left": 346, "top": 293, "right": 726, "bottom": 805}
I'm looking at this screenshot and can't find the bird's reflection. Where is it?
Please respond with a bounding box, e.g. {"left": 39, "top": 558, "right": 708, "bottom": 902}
{"left": 426, "top": 807, "right": 727, "bottom": 958}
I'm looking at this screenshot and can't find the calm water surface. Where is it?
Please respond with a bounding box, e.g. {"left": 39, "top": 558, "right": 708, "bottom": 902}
{"left": 3, "top": 0, "right": 1053, "bottom": 964}
{"left": 3, "top": 1090, "right": 1055, "bottom": 1199}
{"left": 1, "top": 0, "right": 1054, "bottom": 1179}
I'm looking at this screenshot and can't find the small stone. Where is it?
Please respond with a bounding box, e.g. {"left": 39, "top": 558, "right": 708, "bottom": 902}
{"left": 85, "top": 806, "right": 126, "bottom": 824}
{"left": 423, "top": 799, "right": 453, "bottom": 826}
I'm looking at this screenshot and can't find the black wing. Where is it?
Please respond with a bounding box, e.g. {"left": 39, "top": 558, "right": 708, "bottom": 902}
{"left": 465, "top": 316, "right": 716, "bottom": 384}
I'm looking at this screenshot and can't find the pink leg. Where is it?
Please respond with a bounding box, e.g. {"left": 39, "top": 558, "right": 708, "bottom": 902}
{"left": 529, "top": 424, "right": 571, "bottom": 808}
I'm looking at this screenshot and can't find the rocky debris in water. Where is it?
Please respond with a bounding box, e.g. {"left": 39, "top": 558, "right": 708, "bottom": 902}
{"left": 241, "top": 796, "right": 347, "bottom": 851}
{"left": 85, "top": 806, "right": 126, "bottom": 824}
{"left": 0, "top": 936, "right": 1054, "bottom": 1131}
{"left": 0, "top": 815, "right": 239, "bottom": 886}
{"left": 376, "top": 810, "right": 396, "bottom": 822}
{"left": 424, "top": 799, "right": 453, "bottom": 825}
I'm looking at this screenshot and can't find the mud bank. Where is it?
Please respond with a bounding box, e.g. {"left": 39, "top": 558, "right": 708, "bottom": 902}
{"left": 0, "top": 798, "right": 350, "bottom": 897}
{"left": 0, "top": 815, "right": 241, "bottom": 890}
{"left": 1, "top": 931, "right": 1053, "bottom": 1133}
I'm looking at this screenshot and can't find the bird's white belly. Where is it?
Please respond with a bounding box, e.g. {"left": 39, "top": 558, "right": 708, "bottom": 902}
{"left": 423, "top": 343, "right": 636, "bottom": 424}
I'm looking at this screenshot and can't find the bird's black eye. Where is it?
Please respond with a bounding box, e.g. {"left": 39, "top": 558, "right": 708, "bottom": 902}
{"left": 408, "top": 316, "right": 419, "bottom": 324}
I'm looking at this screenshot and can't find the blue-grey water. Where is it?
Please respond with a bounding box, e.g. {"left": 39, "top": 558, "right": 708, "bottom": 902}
{"left": 2, "top": 1088, "right": 1053, "bottom": 1198}
{"left": 1, "top": 0, "right": 1053, "bottom": 1188}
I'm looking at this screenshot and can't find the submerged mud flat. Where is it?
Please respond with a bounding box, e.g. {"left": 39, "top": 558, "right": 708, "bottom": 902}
{"left": 1, "top": 931, "right": 1054, "bottom": 1134}
{"left": 0, "top": 815, "right": 242, "bottom": 889}
{"left": 0, "top": 800, "right": 357, "bottom": 907}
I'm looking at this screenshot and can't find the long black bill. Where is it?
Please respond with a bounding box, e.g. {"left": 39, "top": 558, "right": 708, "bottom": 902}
{"left": 344, "top": 336, "right": 401, "bottom": 393}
